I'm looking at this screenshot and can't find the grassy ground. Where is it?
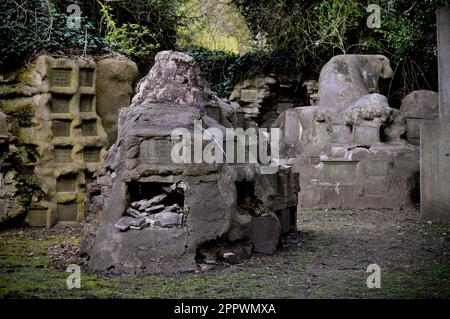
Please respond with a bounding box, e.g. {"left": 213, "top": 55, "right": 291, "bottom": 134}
{"left": 0, "top": 208, "right": 449, "bottom": 298}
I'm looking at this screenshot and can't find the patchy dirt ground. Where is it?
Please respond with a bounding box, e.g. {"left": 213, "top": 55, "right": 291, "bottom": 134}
{"left": 0, "top": 208, "right": 449, "bottom": 298}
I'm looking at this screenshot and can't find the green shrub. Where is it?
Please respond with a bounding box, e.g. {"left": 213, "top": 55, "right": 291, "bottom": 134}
{"left": 0, "top": 0, "right": 109, "bottom": 72}
{"left": 93, "top": 0, "right": 188, "bottom": 68}
{"left": 98, "top": 2, "right": 160, "bottom": 61}
{"left": 181, "top": 46, "right": 239, "bottom": 97}
{"left": 231, "top": 0, "right": 450, "bottom": 104}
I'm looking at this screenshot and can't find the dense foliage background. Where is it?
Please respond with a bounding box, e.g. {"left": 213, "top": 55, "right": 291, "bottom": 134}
{"left": 231, "top": 0, "right": 450, "bottom": 104}
{"left": 1, "top": 0, "right": 449, "bottom": 104}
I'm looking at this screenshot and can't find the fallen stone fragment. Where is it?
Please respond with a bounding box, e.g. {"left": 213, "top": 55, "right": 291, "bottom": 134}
{"left": 205, "top": 257, "right": 217, "bottom": 265}
{"left": 147, "top": 212, "right": 182, "bottom": 228}
{"left": 167, "top": 204, "right": 181, "bottom": 212}
{"left": 145, "top": 204, "right": 165, "bottom": 213}
{"left": 131, "top": 200, "right": 147, "bottom": 209}
{"left": 140, "top": 194, "right": 167, "bottom": 210}
{"left": 130, "top": 224, "right": 146, "bottom": 230}
{"left": 114, "top": 217, "right": 146, "bottom": 231}
{"left": 145, "top": 218, "right": 162, "bottom": 227}
{"left": 127, "top": 208, "right": 143, "bottom": 218}
{"left": 223, "top": 252, "right": 240, "bottom": 264}
{"left": 199, "top": 264, "right": 215, "bottom": 272}
{"left": 162, "top": 183, "right": 177, "bottom": 194}
{"left": 176, "top": 182, "right": 187, "bottom": 191}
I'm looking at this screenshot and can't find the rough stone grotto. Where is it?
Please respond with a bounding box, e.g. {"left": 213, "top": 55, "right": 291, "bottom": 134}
{"left": 80, "top": 51, "right": 298, "bottom": 274}
{"left": 0, "top": 49, "right": 438, "bottom": 274}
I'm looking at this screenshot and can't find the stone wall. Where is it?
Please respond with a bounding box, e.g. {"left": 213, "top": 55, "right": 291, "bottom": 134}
{"left": 0, "top": 55, "right": 137, "bottom": 226}
{"left": 229, "top": 74, "right": 308, "bottom": 128}
{"left": 0, "top": 111, "right": 38, "bottom": 223}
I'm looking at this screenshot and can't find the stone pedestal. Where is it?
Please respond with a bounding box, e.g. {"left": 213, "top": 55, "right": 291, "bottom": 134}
{"left": 420, "top": 120, "right": 450, "bottom": 222}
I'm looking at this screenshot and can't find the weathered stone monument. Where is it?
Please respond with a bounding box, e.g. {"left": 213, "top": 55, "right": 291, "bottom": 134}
{"left": 82, "top": 51, "right": 298, "bottom": 274}
{"left": 274, "top": 54, "right": 420, "bottom": 210}
{"left": 420, "top": 7, "right": 450, "bottom": 222}
{"left": 400, "top": 90, "right": 439, "bottom": 146}
{"left": 0, "top": 55, "right": 138, "bottom": 226}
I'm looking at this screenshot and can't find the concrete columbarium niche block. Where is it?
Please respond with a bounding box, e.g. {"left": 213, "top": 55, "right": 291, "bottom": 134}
{"left": 0, "top": 55, "right": 135, "bottom": 226}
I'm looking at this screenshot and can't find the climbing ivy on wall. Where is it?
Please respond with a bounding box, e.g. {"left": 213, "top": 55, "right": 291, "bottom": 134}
{"left": 0, "top": 0, "right": 109, "bottom": 73}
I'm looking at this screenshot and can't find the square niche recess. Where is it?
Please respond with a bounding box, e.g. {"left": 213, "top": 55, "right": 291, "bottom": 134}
{"left": 51, "top": 94, "right": 71, "bottom": 113}
{"left": 54, "top": 147, "right": 72, "bottom": 163}
{"left": 57, "top": 203, "right": 78, "bottom": 222}
{"left": 56, "top": 175, "right": 77, "bottom": 193}
{"left": 80, "top": 95, "right": 94, "bottom": 112}
{"left": 51, "top": 69, "right": 72, "bottom": 87}
{"left": 81, "top": 120, "right": 97, "bottom": 136}
{"left": 52, "top": 120, "right": 71, "bottom": 137}
{"left": 83, "top": 147, "right": 101, "bottom": 163}
{"left": 79, "top": 68, "right": 94, "bottom": 87}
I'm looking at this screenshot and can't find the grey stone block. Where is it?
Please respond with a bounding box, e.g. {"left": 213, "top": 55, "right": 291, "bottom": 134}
{"left": 321, "top": 160, "right": 358, "bottom": 180}
{"left": 420, "top": 120, "right": 450, "bottom": 222}
{"left": 250, "top": 215, "right": 281, "bottom": 254}
{"left": 352, "top": 126, "right": 380, "bottom": 144}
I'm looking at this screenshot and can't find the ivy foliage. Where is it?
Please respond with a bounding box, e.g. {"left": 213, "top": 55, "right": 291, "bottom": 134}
{"left": 87, "top": 0, "right": 188, "bottom": 68}
{"left": 231, "top": 0, "right": 450, "bottom": 103}
{"left": 180, "top": 46, "right": 238, "bottom": 97}
{"left": 0, "top": 0, "right": 109, "bottom": 73}
{"left": 97, "top": 2, "right": 160, "bottom": 61}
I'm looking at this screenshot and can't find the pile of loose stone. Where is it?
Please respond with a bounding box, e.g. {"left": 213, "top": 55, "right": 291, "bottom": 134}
{"left": 114, "top": 182, "right": 186, "bottom": 231}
